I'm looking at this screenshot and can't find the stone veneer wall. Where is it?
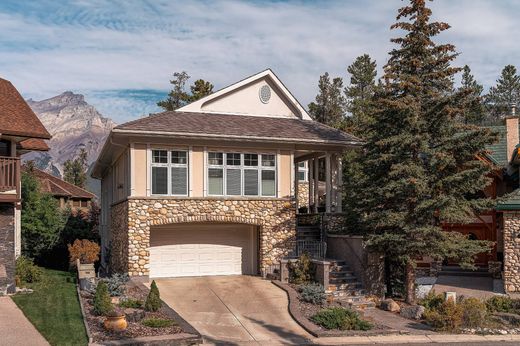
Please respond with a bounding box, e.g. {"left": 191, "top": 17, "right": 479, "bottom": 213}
{"left": 0, "top": 204, "right": 15, "bottom": 294}
{"left": 111, "top": 198, "right": 296, "bottom": 276}
{"left": 324, "top": 213, "right": 348, "bottom": 233}
{"left": 110, "top": 201, "right": 129, "bottom": 274}
{"left": 297, "top": 182, "right": 310, "bottom": 209}
{"left": 503, "top": 212, "right": 520, "bottom": 292}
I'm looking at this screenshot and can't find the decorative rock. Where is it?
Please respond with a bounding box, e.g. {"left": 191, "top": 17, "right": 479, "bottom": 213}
{"left": 400, "top": 305, "right": 425, "bottom": 320}
{"left": 124, "top": 308, "right": 145, "bottom": 322}
{"left": 380, "top": 299, "right": 400, "bottom": 312}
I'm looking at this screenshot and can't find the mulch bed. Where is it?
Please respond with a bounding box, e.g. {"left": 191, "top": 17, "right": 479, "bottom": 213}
{"left": 273, "top": 281, "right": 396, "bottom": 337}
{"left": 79, "top": 284, "right": 183, "bottom": 342}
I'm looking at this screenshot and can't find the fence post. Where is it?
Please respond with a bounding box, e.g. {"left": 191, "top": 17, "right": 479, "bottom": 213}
{"left": 313, "top": 259, "right": 330, "bottom": 289}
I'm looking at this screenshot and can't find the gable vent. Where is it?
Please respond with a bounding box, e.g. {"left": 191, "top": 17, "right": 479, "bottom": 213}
{"left": 259, "top": 85, "right": 271, "bottom": 104}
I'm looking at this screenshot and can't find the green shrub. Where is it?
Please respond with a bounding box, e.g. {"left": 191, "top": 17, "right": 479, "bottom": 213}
{"left": 299, "top": 283, "right": 326, "bottom": 305}
{"left": 311, "top": 307, "right": 372, "bottom": 331}
{"left": 101, "top": 273, "right": 129, "bottom": 297}
{"left": 288, "top": 253, "right": 314, "bottom": 284}
{"left": 15, "top": 256, "right": 43, "bottom": 283}
{"left": 93, "top": 281, "right": 113, "bottom": 316}
{"left": 461, "top": 298, "right": 487, "bottom": 328}
{"left": 119, "top": 298, "right": 143, "bottom": 309}
{"left": 419, "top": 290, "right": 444, "bottom": 311}
{"left": 485, "top": 296, "right": 518, "bottom": 313}
{"left": 145, "top": 280, "right": 161, "bottom": 312}
{"left": 423, "top": 299, "right": 464, "bottom": 332}
{"left": 141, "top": 318, "right": 175, "bottom": 328}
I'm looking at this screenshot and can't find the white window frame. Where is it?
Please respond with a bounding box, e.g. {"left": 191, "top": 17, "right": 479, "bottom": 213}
{"left": 150, "top": 148, "right": 189, "bottom": 196}
{"left": 206, "top": 151, "right": 277, "bottom": 198}
{"left": 298, "top": 161, "right": 308, "bottom": 182}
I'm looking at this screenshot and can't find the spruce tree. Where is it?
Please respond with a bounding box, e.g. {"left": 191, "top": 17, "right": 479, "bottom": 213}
{"left": 63, "top": 148, "right": 88, "bottom": 188}
{"left": 362, "top": 0, "right": 496, "bottom": 304}
{"left": 486, "top": 65, "right": 520, "bottom": 121}
{"left": 158, "top": 72, "right": 214, "bottom": 111}
{"left": 344, "top": 54, "right": 378, "bottom": 136}
{"left": 458, "top": 65, "right": 485, "bottom": 125}
{"left": 189, "top": 79, "right": 214, "bottom": 102}
{"left": 308, "top": 72, "right": 346, "bottom": 127}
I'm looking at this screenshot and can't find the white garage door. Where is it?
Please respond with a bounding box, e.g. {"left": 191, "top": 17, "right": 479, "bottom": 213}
{"left": 149, "top": 223, "right": 258, "bottom": 278}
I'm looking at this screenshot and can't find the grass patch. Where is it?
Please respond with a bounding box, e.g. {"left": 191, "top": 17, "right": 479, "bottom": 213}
{"left": 11, "top": 268, "right": 88, "bottom": 346}
{"left": 141, "top": 317, "right": 176, "bottom": 328}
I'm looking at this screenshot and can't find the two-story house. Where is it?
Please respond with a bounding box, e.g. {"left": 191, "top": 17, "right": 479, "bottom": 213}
{"left": 0, "top": 78, "right": 51, "bottom": 293}
{"left": 93, "top": 69, "right": 361, "bottom": 279}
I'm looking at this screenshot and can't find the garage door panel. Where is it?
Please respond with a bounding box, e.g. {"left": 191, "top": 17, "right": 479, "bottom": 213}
{"left": 149, "top": 223, "right": 257, "bottom": 278}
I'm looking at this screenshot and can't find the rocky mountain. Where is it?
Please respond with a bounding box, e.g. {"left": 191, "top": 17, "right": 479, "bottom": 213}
{"left": 25, "top": 92, "right": 116, "bottom": 197}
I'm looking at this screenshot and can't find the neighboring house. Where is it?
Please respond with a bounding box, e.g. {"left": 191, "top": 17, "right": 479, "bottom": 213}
{"left": 92, "top": 69, "right": 361, "bottom": 278}
{"left": 23, "top": 166, "right": 95, "bottom": 210}
{"left": 0, "top": 78, "right": 51, "bottom": 293}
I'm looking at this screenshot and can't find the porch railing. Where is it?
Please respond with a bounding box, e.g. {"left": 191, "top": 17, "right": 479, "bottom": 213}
{"left": 287, "top": 240, "right": 327, "bottom": 259}
{"left": 0, "top": 156, "right": 20, "bottom": 194}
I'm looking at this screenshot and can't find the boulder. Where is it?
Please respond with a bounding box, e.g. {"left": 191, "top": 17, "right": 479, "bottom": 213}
{"left": 400, "top": 305, "right": 425, "bottom": 320}
{"left": 124, "top": 308, "right": 145, "bottom": 323}
{"left": 380, "top": 299, "right": 400, "bottom": 312}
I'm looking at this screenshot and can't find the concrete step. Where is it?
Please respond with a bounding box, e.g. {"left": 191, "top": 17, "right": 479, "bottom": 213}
{"left": 440, "top": 266, "right": 492, "bottom": 277}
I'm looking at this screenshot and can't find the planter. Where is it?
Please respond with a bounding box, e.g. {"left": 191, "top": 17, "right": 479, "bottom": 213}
{"left": 104, "top": 315, "right": 128, "bottom": 332}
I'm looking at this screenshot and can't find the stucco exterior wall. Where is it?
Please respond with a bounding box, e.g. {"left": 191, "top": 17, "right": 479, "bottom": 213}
{"left": 0, "top": 204, "right": 15, "bottom": 294}
{"left": 503, "top": 211, "right": 520, "bottom": 292}
{"left": 110, "top": 197, "right": 296, "bottom": 277}
{"left": 133, "top": 143, "right": 147, "bottom": 196}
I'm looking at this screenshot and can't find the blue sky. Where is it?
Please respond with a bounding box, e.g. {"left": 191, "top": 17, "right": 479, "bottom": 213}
{"left": 1, "top": 0, "right": 519, "bottom": 124}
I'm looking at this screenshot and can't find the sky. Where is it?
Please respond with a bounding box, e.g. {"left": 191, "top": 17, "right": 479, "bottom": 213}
{"left": 1, "top": 0, "right": 519, "bottom": 124}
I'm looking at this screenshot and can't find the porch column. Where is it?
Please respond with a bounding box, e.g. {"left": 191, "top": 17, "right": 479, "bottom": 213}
{"left": 337, "top": 155, "right": 343, "bottom": 213}
{"left": 314, "top": 158, "right": 320, "bottom": 213}
{"left": 325, "top": 152, "right": 332, "bottom": 213}
{"left": 294, "top": 158, "right": 299, "bottom": 210}
{"left": 309, "top": 159, "right": 315, "bottom": 211}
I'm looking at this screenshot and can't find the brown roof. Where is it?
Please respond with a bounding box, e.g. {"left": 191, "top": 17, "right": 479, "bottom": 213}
{"left": 18, "top": 138, "right": 49, "bottom": 151}
{"left": 0, "top": 78, "right": 51, "bottom": 139}
{"left": 24, "top": 167, "right": 95, "bottom": 199}
{"left": 114, "top": 111, "right": 361, "bottom": 145}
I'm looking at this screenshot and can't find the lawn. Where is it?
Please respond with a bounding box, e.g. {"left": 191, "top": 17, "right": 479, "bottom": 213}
{"left": 12, "top": 269, "right": 88, "bottom": 346}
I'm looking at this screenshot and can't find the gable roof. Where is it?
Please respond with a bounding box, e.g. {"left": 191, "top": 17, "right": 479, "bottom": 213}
{"left": 25, "top": 167, "right": 95, "bottom": 199}
{"left": 0, "top": 78, "right": 51, "bottom": 140}
{"left": 114, "top": 111, "right": 360, "bottom": 145}
{"left": 178, "top": 69, "right": 313, "bottom": 120}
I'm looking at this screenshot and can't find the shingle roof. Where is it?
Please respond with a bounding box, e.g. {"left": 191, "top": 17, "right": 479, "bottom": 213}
{"left": 24, "top": 167, "right": 95, "bottom": 199}
{"left": 0, "top": 78, "right": 51, "bottom": 139}
{"left": 18, "top": 138, "right": 49, "bottom": 151}
{"left": 114, "top": 111, "right": 361, "bottom": 145}
{"left": 497, "top": 188, "right": 520, "bottom": 210}
{"left": 485, "top": 125, "right": 508, "bottom": 166}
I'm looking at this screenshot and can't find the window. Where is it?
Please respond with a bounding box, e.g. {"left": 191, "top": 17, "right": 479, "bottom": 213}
{"left": 298, "top": 161, "right": 308, "bottom": 182}
{"left": 151, "top": 149, "right": 188, "bottom": 195}
{"left": 207, "top": 152, "right": 276, "bottom": 197}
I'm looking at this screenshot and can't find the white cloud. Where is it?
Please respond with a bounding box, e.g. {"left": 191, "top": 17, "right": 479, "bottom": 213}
{"left": 1, "top": 0, "right": 519, "bottom": 122}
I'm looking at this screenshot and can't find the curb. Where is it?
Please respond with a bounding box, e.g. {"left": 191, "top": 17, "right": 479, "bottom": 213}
{"left": 313, "top": 333, "right": 520, "bottom": 344}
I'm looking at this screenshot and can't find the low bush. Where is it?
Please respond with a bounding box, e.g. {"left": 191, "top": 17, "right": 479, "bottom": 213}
{"left": 15, "top": 256, "right": 43, "bottom": 283}
{"left": 311, "top": 307, "right": 372, "bottom": 331}
{"left": 93, "top": 281, "right": 113, "bottom": 316}
{"left": 141, "top": 318, "right": 175, "bottom": 328}
{"left": 145, "top": 280, "right": 161, "bottom": 312}
{"left": 461, "top": 298, "right": 487, "bottom": 328}
{"left": 68, "top": 239, "right": 100, "bottom": 265}
{"left": 288, "top": 253, "right": 314, "bottom": 284}
{"left": 101, "top": 273, "right": 129, "bottom": 297}
{"left": 299, "top": 283, "right": 326, "bottom": 305}
{"left": 119, "top": 298, "right": 143, "bottom": 309}
{"left": 485, "top": 296, "right": 520, "bottom": 313}
{"left": 423, "top": 299, "right": 464, "bottom": 332}
{"left": 419, "top": 290, "right": 444, "bottom": 311}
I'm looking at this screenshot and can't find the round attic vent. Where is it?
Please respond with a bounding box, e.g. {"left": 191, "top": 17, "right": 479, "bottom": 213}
{"left": 259, "top": 85, "right": 271, "bottom": 104}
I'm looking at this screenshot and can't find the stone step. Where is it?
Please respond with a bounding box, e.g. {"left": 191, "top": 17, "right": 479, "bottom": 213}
{"left": 330, "top": 265, "right": 351, "bottom": 273}
{"left": 329, "top": 270, "right": 355, "bottom": 278}
{"left": 440, "top": 266, "right": 491, "bottom": 277}
{"left": 327, "top": 282, "right": 363, "bottom": 291}
{"left": 329, "top": 276, "right": 358, "bottom": 284}
{"left": 328, "top": 260, "right": 347, "bottom": 267}
{"left": 349, "top": 300, "right": 376, "bottom": 310}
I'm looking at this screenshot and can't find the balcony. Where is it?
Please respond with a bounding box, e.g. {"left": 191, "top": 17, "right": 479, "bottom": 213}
{"left": 0, "top": 156, "right": 20, "bottom": 201}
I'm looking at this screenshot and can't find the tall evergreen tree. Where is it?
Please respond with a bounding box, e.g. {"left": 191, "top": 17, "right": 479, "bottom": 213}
{"left": 308, "top": 72, "right": 346, "bottom": 127}
{"left": 361, "top": 0, "right": 496, "bottom": 304}
{"left": 486, "top": 65, "right": 520, "bottom": 120}
{"left": 63, "top": 148, "right": 88, "bottom": 188}
{"left": 158, "top": 72, "right": 214, "bottom": 111}
{"left": 344, "top": 54, "right": 378, "bottom": 136}
{"left": 458, "top": 65, "right": 485, "bottom": 124}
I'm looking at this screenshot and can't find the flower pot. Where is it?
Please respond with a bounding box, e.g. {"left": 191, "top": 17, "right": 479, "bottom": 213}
{"left": 103, "top": 315, "right": 128, "bottom": 332}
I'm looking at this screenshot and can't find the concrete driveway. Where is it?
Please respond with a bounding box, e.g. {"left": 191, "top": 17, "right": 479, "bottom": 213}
{"left": 155, "top": 276, "right": 313, "bottom": 344}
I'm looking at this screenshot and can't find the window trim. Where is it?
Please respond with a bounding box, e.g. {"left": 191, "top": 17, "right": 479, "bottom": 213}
{"left": 206, "top": 151, "right": 277, "bottom": 198}
{"left": 298, "top": 161, "right": 308, "bottom": 182}
{"left": 150, "top": 148, "right": 189, "bottom": 196}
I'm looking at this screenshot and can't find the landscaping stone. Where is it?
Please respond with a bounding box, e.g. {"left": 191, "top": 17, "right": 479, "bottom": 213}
{"left": 124, "top": 308, "right": 145, "bottom": 323}
{"left": 400, "top": 305, "right": 425, "bottom": 320}
{"left": 493, "top": 312, "right": 520, "bottom": 326}
{"left": 380, "top": 299, "right": 400, "bottom": 312}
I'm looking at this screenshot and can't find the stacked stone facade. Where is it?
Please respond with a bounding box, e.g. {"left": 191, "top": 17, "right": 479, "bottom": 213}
{"left": 503, "top": 212, "right": 520, "bottom": 292}
{"left": 110, "top": 197, "right": 296, "bottom": 277}
{"left": 297, "top": 182, "right": 309, "bottom": 209}
{"left": 0, "top": 204, "right": 15, "bottom": 294}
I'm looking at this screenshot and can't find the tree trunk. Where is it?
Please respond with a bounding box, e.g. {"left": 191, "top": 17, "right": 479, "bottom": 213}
{"left": 405, "top": 260, "right": 416, "bottom": 305}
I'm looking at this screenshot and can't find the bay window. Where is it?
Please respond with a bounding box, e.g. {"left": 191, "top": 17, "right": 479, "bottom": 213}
{"left": 207, "top": 152, "right": 276, "bottom": 197}
{"left": 151, "top": 149, "right": 188, "bottom": 195}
